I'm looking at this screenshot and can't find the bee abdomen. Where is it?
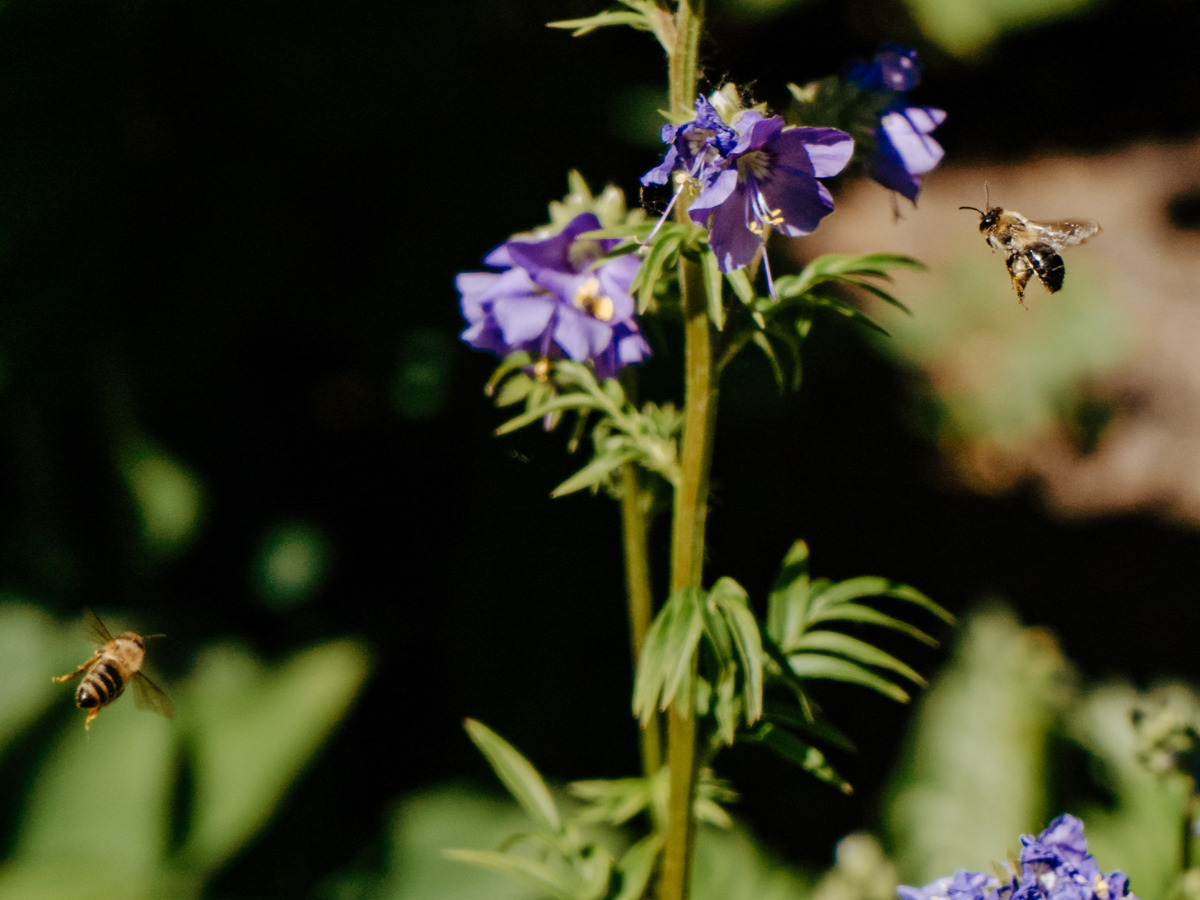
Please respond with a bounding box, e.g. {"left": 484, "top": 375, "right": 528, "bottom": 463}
{"left": 76, "top": 661, "right": 125, "bottom": 709}
{"left": 1027, "top": 242, "right": 1066, "bottom": 293}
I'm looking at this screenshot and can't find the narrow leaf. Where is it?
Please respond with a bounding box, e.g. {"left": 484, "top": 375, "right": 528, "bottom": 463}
{"left": 788, "top": 631, "right": 926, "bottom": 686}
{"left": 786, "top": 655, "right": 911, "bottom": 702}
{"left": 443, "top": 849, "right": 579, "bottom": 900}
{"left": 745, "top": 724, "right": 853, "bottom": 794}
{"left": 807, "top": 603, "right": 940, "bottom": 647}
{"left": 464, "top": 719, "right": 561, "bottom": 832}
{"left": 724, "top": 267, "right": 755, "bottom": 305}
{"left": 701, "top": 247, "right": 725, "bottom": 331}
{"left": 613, "top": 834, "right": 664, "bottom": 900}
{"left": 551, "top": 448, "right": 639, "bottom": 498}
{"left": 711, "top": 580, "right": 765, "bottom": 723}
{"left": 659, "top": 589, "right": 704, "bottom": 714}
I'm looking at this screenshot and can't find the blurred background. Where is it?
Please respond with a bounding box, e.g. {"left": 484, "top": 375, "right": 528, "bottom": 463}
{"left": 2, "top": 0, "right": 1200, "bottom": 896}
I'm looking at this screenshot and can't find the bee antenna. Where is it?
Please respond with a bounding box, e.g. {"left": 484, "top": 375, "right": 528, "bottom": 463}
{"left": 959, "top": 206, "right": 984, "bottom": 215}
{"left": 143, "top": 633, "right": 166, "bottom": 640}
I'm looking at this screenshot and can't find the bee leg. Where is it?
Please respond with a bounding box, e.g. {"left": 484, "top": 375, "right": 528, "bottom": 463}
{"left": 52, "top": 653, "right": 99, "bottom": 683}
{"left": 84, "top": 707, "right": 100, "bottom": 730}
{"left": 1006, "top": 253, "right": 1034, "bottom": 307}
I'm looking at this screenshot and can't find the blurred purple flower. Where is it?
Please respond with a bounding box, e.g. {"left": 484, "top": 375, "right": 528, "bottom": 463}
{"left": 868, "top": 105, "right": 947, "bottom": 201}
{"left": 458, "top": 213, "right": 650, "bottom": 380}
{"left": 847, "top": 44, "right": 946, "bottom": 203}
{"left": 899, "top": 870, "right": 1005, "bottom": 900}
{"left": 898, "top": 815, "right": 1137, "bottom": 900}
{"left": 847, "top": 43, "right": 922, "bottom": 92}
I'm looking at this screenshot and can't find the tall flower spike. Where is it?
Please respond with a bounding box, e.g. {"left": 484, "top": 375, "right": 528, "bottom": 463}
{"left": 458, "top": 213, "right": 650, "bottom": 380}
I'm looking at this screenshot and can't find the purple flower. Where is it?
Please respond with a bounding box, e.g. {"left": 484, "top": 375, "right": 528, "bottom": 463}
{"left": 688, "top": 113, "right": 853, "bottom": 273}
{"left": 641, "top": 95, "right": 740, "bottom": 187}
{"left": 642, "top": 91, "right": 853, "bottom": 274}
{"left": 847, "top": 44, "right": 945, "bottom": 203}
{"left": 868, "top": 105, "right": 947, "bottom": 201}
{"left": 1017, "top": 815, "right": 1134, "bottom": 900}
{"left": 458, "top": 213, "right": 650, "bottom": 380}
{"left": 899, "top": 816, "right": 1137, "bottom": 900}
{"left": 847, "top": 43, "right": 922, "bottom": 92}
{"left": 900, "top": 870, "right": 1006, "bottom": 900}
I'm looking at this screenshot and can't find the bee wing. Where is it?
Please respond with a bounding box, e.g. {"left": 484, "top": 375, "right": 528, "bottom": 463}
{"left": 83, "top": 608, "right": 115, "bottom": 645}
{"left": 1028, "top": 219, "right": 1101, "bottom": 249}
{"left": 132, "top": 671, "right": 176, "bottom": 719}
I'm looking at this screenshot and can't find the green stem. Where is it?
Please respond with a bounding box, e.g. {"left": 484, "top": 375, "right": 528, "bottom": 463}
{"left": 658, "top": 4, "right": 710, "bottom": 898}
{"left": 1182, "top": 780, "right": 1196, "bottom": 875}
{"left": 658, "top": 244, "right": 715, "bottom": 900}
{"left": 619, "top": 462, "right": 662, "bottom": 784}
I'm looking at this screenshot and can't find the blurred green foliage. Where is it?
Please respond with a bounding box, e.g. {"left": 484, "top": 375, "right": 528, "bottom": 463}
{"left": 0, "top": 602, "right": 369, "bottom": 899}
{"left": 320, "top": 605, "right": 1195, "bottom": 899}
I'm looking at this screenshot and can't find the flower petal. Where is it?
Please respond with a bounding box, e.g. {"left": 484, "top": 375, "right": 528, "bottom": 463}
{"left": 492, "top": 294, "right": 557, "bottom": 346}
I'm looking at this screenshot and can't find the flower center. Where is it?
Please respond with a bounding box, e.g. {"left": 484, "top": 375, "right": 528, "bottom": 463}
{"left": 684, "top": 127, "right": 718, "bottom": 158}
{"left": 567, "top": 238, "right": 604, "bottom": 272}
{"left": 736, "top": 150, "right": 772, "bottom": 182}
{"left": 574, "top": 277, "right": 615, "bottom": 321}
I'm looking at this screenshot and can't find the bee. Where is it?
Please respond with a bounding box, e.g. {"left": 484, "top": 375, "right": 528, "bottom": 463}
{"left": 53, "top": 610, "right": 175, "bottom": 730}
{"left": 961, "top": 190, "right": 1100, "bottom": 305}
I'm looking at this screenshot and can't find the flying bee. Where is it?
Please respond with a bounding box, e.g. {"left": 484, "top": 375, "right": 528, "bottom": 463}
{"left": 960, "top": 190, "right": 1100, "bottom": 305}
{"left": 53, "top": 610, "right": 175, "bottom": 730}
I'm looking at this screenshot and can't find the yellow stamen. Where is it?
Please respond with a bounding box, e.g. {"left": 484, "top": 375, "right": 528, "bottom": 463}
{"left": 574, "top": 277, "right": 615, "bottom": 321}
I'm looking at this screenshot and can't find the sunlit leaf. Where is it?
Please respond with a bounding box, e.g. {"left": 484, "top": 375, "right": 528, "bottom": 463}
{"left": 443, "top": 849, "right": 583, "bottom": 900}
{"left": 464, "top": 719, "right": 562, "bottom": 833}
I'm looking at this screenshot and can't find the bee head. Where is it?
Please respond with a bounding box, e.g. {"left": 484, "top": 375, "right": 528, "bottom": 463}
{"left": 959, "top": 205, "right": 1000, "bottom": 232}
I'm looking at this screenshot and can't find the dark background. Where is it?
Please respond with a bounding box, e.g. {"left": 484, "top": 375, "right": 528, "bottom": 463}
{"left": 3, "top": 0, "right": 1199, "bottom": 894}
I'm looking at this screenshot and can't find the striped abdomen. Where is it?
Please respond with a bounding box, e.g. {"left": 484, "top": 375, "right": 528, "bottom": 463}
{"left": 76, "top": 660, "right": 126, "bottom": 709}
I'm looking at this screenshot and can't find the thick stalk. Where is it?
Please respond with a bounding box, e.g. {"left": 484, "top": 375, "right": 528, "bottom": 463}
{"left": 658, "top": 250, "right": 715, "bottom": 900}
{"left": 659, "top": 4, "right": 710, "bottom": 899}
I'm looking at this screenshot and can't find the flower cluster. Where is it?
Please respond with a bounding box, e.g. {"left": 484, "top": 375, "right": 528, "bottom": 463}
{"left": 846, "top": 44, "right": 946, "bottom": 202}
{"left": 642, "top": 90, "right": 854, "bottom": 276}
{"left": 458, "top": 212, "right": 651, "bottom": 380}
{"left": 898, "top": 815, "right": 1137, "bottom": 900}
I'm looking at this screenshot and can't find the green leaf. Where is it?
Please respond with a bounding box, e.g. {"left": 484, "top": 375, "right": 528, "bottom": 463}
{"left": 612, "top": 834, "right": 663, "bottom": 900}
{"left": 724, "top": 267, "right": 755, "bottom": 306}
{"left": 745, "top": 724, "right": 854, "bottom": 794}
{"left": 701, "top": 247, "right": 725, "bottom": 330}
{"left": 802, "top": 291, "right": 891, "bottom": 336}
{"left": 766, "top": 540, "right": 811, "bottom": 646}
{"left": 464, "top": 719, "right": 562, "bottom": 833}
{"left": 760, "top": 700, "right": 856, "bottom": 753}
{"left": 788, "top": 631, "right": 926, "bottom": 686}
{"left": 710, "top": 579, "right": 765, "bottom": 724}
{"left": 632, "top": 226, "right": 685, "bottom": 314}
{"left": 633, "top": 588, "right": 704, "bottom": 721}
{"left": 181, "top": 640, "right": 369, "bottom": 873}
{"left": 443, "top": 849, "right": 582, "bottom": 900}
{"left": 786, "top": 654, "right": 911, "bottom": 702}
{"left": 551, "top": 448, "right": 639, "bottom": 498}
{"left": 569, "top": 776, "right": 654, "bottom": 826}
{"left": 807, "top": 602, "right": 941, "bottom": 647}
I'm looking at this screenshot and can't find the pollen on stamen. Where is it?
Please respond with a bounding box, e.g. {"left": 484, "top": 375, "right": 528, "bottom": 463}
{"left": 574, "top": 277, "right": 615, "bottom": 321}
